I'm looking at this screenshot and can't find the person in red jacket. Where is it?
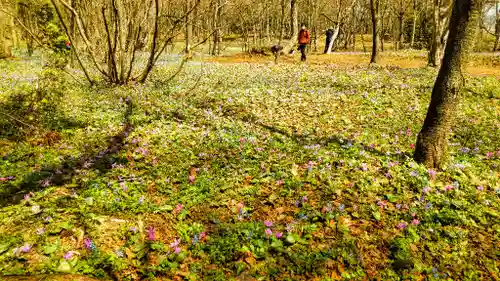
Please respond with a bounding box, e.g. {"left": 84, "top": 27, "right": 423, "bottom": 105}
{"left": 298, "top": 25, "right": 311, "bottom": 61}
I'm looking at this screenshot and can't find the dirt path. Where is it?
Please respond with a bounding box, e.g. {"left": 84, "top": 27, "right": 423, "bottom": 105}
{"left": 205, "top": 52, "right": 500, "bottom": 77}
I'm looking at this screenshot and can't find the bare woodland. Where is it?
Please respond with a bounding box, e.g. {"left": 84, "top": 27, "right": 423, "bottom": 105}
{"left": 0, "top": 0, "right": 498, "bottom": 64}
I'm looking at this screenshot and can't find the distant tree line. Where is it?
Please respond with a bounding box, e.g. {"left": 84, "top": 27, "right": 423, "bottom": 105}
{"left": 1, "top": 0, "right": 499, "bottom": 61}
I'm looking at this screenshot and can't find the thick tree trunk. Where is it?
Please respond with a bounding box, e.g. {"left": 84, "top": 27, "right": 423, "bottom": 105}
{"left": 414, "top": 0, "right": 480, "bottom": 168}
{"left": 370, "top": 0, "right": 380, "bottom": 64}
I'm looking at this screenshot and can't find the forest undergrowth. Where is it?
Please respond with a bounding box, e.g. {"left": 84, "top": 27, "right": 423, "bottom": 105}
{"left": 0, "top": 56, "right": 499, "bottom": 280}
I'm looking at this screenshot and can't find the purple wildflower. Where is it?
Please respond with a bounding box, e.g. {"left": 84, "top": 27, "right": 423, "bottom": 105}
{"left": 174, "top": 247, "right": 181, "bottom": 254}
{"left": 486, "top": 152, "right": 494, "bottom": 159}
{"left": 36, "top": 227, "right": 45, "bottom": 235}
{"left": 422, "top": 187, "right": 431, "bottom": 194}
{"left": 397, "top": 222, "right": 408, "bottom": 230}
{"left": 396, "top": 204, "right": 402, "bottom": 209}
{"left": 174, "top": 204, "right": 184, "bottom": 213}
{"left": 24, "top": 193, "right": 31, "bottom": 201}
{"left": 360, "top": 163, "right": 368, "bottom": 171}
{"left": 477, "top": 185, "right": 484, "bottom": 191}
{"left": 275, "top": 232, "right": 283, "bottom": 239}
{"left": 264, "top": 221, "right": 273, "bottom": 227}
{"left": 64, "top": 251, "right": 74, "bottom": 260}
{"left": 170, "top": 238, "right": 180, "bottom": 248}
{"left": 265, "top": 228, "right": 272, "bottom": 237}
{"left": 21, "top": 243, "right": 32, "bottom": 253}
{"left": 188, "top": 175, "right": 196, "bottom": 184}
{"left": 302, "top": 196, "right": 308, "bottom": 203}
{"left": 307, "top": 161, "right": 314, "bottom": 172}
{"left": 427, "top": 169, "right": 437, "bottom": 179}
{"left": 120, "top": 182, "right": 127, "bottom": 192}
{"left": 138, "top": 195, "right": 145, "bottom": 204}
{"left": 425, "top": 203, "right": 432, "bottom": 210}
{"left": 410, "top": 171, "right": 418, "bottom": 177}
{"left": 147, "top": 226, "right": 156, "bottom": 241}
{"left": 129, "top": 226, "right": 137, "bottom": 233}
{"left": 83, "top": 238, "right": 96, "bottom": 251}
{"left": 40, "top": 178, "right": 51, "bottom": 187}
{"left": 339, "top": 204, "right": 345, "bottom": 212}
{"left": 412, "top": 219, "right": 420, "bottom": 225}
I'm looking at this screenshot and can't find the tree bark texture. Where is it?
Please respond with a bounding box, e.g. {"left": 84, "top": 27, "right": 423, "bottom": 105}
{"left": 414, "top": 0, "right": 480, "bottom": 168}
{"left": 370, "top": 0, "right": 379, "bottom": 64}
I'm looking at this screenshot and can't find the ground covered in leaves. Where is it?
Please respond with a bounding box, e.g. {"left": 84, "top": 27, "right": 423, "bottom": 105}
{"left": 0, "top": 56, "right": 499, "bottom": 281}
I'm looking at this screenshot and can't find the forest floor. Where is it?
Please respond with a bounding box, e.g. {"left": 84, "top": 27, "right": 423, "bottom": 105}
{"left": 0, "top": 53, "right": 499, "bottom": 281}
{"left": 206, "top": 50, "right": 500, "bottom": 77}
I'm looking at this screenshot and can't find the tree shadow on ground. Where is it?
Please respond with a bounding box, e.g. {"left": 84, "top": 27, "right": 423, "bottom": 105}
{"left": 0, "top": 100, "right": 134, "bottom": 207}
{"left": 0, "top": 83, "right": 87, "bottom": 142}
{"left": 184, "top": 95, "right": 410, "bottom": 161}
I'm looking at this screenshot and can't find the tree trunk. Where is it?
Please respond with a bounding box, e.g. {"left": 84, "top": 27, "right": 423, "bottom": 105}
{"left": 414, "top": 0, "right": 480, "bottom": 168}
{"left": 69, "top": 0, "right": 77, "bottom": 67}
{"left": 290, "top": 0, "right": 298, "bottom": 40}
{"left": 326, "top": 25, "right": 340, "bottom": 54}
{"left": 370, "top": 0, "right": 380, "bottom": 64}
{"left": 494, "top": 0, "right": 500, "bottom": 51}
{"left": 211, "top": 0, "right": 221, "bottom": 56}
{"left": 361, "top": 32, "right": 366, "bottom": 52}
{"left": 185, "top": 0, "right": 193, "bottom": 57}
{"left": 279, "top": 0, "right": 286, "bottom": 44}
{"left": 428, "top": 0, "right": 440, "bottom": 66}
{"left": 398, "top": 13, "right": 405, "bottom": 50}
{"left": 411, "top": 3, "right": 418, "bottom": 48}
{"left": 0, "top": 12, "right": 13, "bottom": 59}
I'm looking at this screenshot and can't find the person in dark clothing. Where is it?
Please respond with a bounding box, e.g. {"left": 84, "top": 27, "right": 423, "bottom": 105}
{"left": 324, "top": 27, "right": 334, "bottom": 54}
{"left": 298, "top": 25, "right": 311, "bottom": 61}
{"left": 271, "top": 45, "right": 283, "bottom": 63}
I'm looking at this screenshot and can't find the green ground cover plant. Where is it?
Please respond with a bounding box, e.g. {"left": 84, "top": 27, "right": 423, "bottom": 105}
{"left": 0, "top": 57, "right": 499, "bottom": 280}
